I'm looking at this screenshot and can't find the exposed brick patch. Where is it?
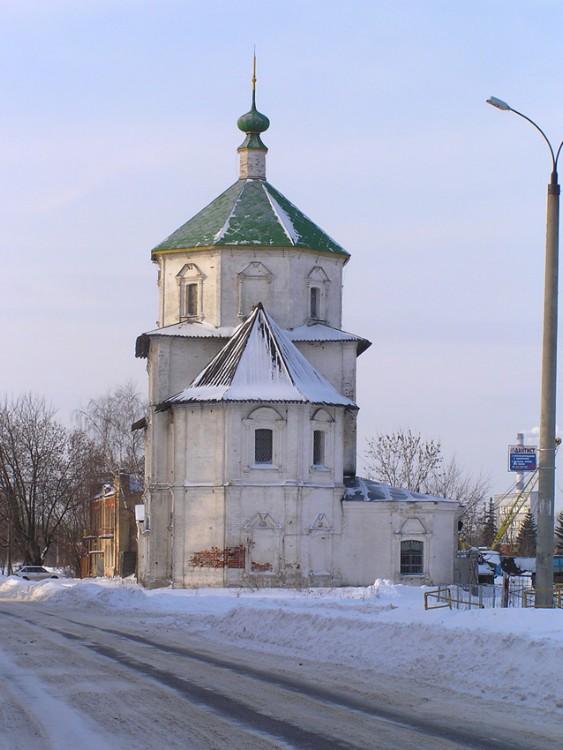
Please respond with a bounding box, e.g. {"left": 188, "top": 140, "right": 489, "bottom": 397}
{"left": 251, "top": 561, "right": 272, "bottom": 572}
{"left": 226, "top": 545, "right": 245, "bottom": 568}
{"left": 190, "top": 545, "right": 246, "bottom": 569}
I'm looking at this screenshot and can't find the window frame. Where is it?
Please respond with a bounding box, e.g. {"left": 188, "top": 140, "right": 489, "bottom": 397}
{"left": 177, "top": 263, "right": 205, "bottom": 322}
{"left": 310, "top": 408, "right": 334, "bottom": 474}
{"left": 400, "top": 539, "right": 424, "bottom": 576}
{"left": 254, "top": 428, "right": 274, "bottom": 465}
{"left": 243, "top": 407, "right": 286, "bottom": 472}
{"left": 306, "top": 266, "right": 330, "bottom": 324}
{"left": 312, "top": 429, "right": 325, "bottom": 467}
{"left": 310, "top": 286, "right": 321, "bottom": 320}
{"left": 185, "top": 282, "right": 198, "bottom": 318}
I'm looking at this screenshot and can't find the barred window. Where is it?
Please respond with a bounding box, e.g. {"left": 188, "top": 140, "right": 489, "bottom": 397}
{"left": 254, "top": 429, "right": 273, "bottom": 464}
{"left": 400, "top": 540, "right": 423, "bottom": 575}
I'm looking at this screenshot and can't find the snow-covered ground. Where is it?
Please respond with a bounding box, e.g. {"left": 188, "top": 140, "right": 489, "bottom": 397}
{"left": 1, "top": 574, "right": 562, "bottom": 717}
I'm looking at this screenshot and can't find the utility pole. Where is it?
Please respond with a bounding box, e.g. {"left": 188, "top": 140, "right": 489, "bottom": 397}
{"left": 487, "top": 96, "right": 562, "bottom": 607}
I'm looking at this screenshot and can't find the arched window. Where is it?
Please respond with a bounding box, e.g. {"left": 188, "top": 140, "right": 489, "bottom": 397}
{"left": 310, "top": 408, "right": 333, "bottom": 472}
{"left": 243, "top": 407, "right": 286, "bottom": 471}
{"left": 306, "top": 266, "right": 330, "bottom": 322}
{"left": 400, "top": 540, "right": 423, "bottom": 575}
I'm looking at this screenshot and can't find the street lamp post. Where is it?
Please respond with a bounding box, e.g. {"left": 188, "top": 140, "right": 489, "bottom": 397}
{"left": 487, "top": 96, "right": 563, "bottom": 607}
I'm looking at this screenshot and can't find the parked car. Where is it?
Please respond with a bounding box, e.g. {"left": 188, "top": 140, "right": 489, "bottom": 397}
{"left": 13, "top": 566, "right": 58, "bottom": 581}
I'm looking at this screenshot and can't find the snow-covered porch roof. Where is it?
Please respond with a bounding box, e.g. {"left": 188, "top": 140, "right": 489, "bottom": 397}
{"left": 160, "top": 304, "right": 357, "bottom": 408}
{"left": 343, "top": 476, "right": 459, "bottom": 504}
{"left": 136, "top": 320, "right": 370, "bottom": 359}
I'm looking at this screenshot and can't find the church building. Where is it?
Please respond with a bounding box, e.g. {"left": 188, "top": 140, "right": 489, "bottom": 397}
{"left": 135, "top": 71, "right": 459, "bottom": 588}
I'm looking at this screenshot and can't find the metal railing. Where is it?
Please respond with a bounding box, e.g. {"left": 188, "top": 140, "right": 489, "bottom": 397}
{"left": 424, "top": 578, "right": 547, "bottom": 610}
{"left": 424, "top": 584, "right": 501, "bottom": 610}
{"left": 522, "top": 584, "right": 563, "bottom": 608}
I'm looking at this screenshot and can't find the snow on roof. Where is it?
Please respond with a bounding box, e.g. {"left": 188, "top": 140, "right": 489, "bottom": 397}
{"left": 163, "top": 304, "right": 357, "bottom": 407}
{"left": 287, "top": 323, "right": 371, "bottom": 354}
{"left": 143, "top": 320, "right": 235, "bottom": 339}
{"left": 343, "top": 476, "right": 458, "bottom": 503}
{"left": 136, "top": 321, "right": 371, "bottom": 359}
{"left": 135, "top": 321, "right": 234, "bottom": 359}
{"left": 264, "top": 186, "right": 302, "bottom": 245}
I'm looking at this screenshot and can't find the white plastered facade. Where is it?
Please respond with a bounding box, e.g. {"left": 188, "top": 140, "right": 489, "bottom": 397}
{"left": 137, "top": 118, "right": 460, "bottom": 589}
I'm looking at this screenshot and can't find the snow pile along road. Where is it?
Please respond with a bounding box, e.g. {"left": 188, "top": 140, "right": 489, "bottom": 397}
{"left": 0, "top": 575, "right": 562, "bottom": 713}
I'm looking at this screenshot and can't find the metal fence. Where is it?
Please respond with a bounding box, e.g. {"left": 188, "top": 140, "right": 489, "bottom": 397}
{"left": 425, "top": 584, "right": 501, "bottom": 610}
{"left": 424, "top": 577, "right": 563, "bottom": 610}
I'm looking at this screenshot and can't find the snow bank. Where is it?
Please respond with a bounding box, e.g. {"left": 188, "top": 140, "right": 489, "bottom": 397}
{"left": 1, "top": 575, "right": 562, "bottom": 711}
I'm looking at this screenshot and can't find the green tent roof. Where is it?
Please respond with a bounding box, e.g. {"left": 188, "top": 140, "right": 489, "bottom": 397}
{"left": 151, "top": 178, "right": 349, "bottom": 258}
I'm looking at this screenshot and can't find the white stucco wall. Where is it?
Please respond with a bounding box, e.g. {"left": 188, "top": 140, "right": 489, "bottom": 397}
{"left": 337, "top": 501, "right": 458, "bottom": 586}
{"left": 139, "top": 397, "right": 460, "bottom": 589}
{"left": 156, "top": 248, "right": 345, "bottom": 330}
{"left": 138, "top": 214, "right": 460, "bottom": 591}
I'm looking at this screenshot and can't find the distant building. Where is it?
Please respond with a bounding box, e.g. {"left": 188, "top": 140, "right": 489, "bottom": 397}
{"left": 493, "top": 491, "right": 537, "bottom": 548}
{"left": 84, "top": 474, "right": 141, "bottom": 578}
{"left": 135, "top": 74, "right": 460, "bottom": 588}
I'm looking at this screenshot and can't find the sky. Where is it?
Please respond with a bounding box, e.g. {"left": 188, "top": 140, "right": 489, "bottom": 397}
{"left": 0, "top": 575, "right": 562, "bottom": 745}
{"left": 2, "top": 1, "right": 563, "bottom": 503}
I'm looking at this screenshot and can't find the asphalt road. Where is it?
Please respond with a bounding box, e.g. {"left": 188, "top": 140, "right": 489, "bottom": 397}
{"left": 0, "top": 601, "right": 559, "bottom": 750}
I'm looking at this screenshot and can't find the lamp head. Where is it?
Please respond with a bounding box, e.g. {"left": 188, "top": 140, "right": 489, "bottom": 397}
{"left": 487, "top": 96, "right": 511, "bottom": 111}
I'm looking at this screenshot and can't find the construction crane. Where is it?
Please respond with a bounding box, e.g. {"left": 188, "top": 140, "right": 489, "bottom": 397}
{"left": 491, "top": 470, "right": 538, "bottom": 550}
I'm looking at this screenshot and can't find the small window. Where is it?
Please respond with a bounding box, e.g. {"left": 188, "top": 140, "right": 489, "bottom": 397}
{"left": 400, "top": 540, "right": 423, "bottom": 575}
{"left": 310, "top": 287, "right": 320, "bottom": 319}
{"left": 185, "top": 283, "right": 198, "bottom": 317}
{"left": 176, "top": 263, "right": 205, "bottom": 322}
{"left": 313, "top": 430, "right": 325, "bottom": 466}
{"left": 254, "top": 429, "right": 273, "bottom": 464}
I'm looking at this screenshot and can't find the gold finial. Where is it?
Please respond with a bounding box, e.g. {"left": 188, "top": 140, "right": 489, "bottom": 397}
{"left": 253, "top": 49, "right": 257, "bottom": 88}
{"left": 251, "top": 49, "right": 257, "bottom": 107}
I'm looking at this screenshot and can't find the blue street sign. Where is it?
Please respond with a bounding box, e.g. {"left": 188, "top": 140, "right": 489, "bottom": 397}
{"left": 508, "top": 445, "right": 537, "bottom": 472}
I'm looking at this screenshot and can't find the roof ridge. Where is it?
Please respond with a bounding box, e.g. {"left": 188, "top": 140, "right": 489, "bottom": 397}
{"left": 190, "top": 311, "right": 256, "bottom": 387}
{"left": 213, "top": 180, "right": 247, "bottom": 243}
{"left": 261, "top": 183, "right": 298, "bottom": 246}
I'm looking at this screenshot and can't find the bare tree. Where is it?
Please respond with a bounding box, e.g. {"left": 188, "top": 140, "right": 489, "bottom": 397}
{"left": 0, "top": 394, "right": 97, "bottom": 566}
{"left": 364, "top": 429, "right": 489, "bottom": 546}
{"left": 364, "top": 430, "right": 442, "bottom": 493}
{"left": 77, "top": 381, "right": 145, "bottom": 480}
{"left": 425, "top": 457, "right": 490, "bottom": 546}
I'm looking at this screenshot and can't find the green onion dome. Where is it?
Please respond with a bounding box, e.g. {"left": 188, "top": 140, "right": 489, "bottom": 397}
{"left": 237, "top": 100, "right": 270, "bottom": 135}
